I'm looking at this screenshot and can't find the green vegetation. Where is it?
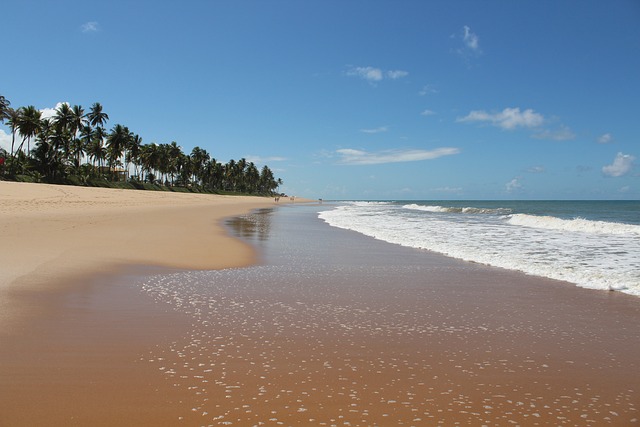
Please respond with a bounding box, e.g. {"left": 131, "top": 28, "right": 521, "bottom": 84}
{"left": 0, "top": 95, "right": 283, "bottom": 196}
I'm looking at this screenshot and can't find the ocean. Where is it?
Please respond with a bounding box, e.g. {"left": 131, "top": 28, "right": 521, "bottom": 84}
{"left": 318, "top": 200, "right": 640, "bottom": 296}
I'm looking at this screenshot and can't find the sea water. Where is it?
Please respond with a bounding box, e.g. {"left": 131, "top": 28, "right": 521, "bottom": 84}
{"left": 318, "top": 201, "right": 640, "bottom": 296}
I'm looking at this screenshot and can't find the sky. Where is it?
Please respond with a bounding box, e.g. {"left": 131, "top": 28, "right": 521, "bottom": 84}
{"left": 1, "top": 0, "right": 639, "bottom": 200}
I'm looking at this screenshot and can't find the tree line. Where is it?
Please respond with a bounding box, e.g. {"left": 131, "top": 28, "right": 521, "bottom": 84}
{"left": 0, "top": 95, "right": 283, "bottom": 195}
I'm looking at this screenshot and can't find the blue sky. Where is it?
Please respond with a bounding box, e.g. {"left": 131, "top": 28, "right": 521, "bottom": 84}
{"left": 2, "top": 0, "right": 639, "bottom": 200}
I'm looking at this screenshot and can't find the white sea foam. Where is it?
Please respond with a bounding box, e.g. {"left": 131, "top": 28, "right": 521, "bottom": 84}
{"left": 506, "top": 213, "right": 640, "bottom": 236}
{"left": 404, "top": 204, "right": 512, "bottom": 214}
{"left": 319, "top": 202, "right": 640, "bottom": 296}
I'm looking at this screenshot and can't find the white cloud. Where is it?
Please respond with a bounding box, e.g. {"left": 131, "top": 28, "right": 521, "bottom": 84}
{"left": 457, "top": 107, "right": 544, "bottom": 130}
{"left": 346, "top": 66, "right": 408, "bottom": 83}
{"left": 0, "top": 129, "right": 12, "bottom": 153}
{"left": 420, "top": 109, "right": 436, "bottom": 116}
{"left": 347, "top": 66, "right": 383, "bottom": 82}
{"left": 387, "top": 70, "right": 409, "bottom": 79}
{"left": 418, "top": 85, "right": 438, "bottom": 96}
{"left": 360, "top": 126, "right": 388, "bottom": 134}
{"left": 81, "top": 21, "right": 99, "bottom": 33}
{"left": 597, "top": 133, "right": 614, "bottom": 144}
{"left": 463, "top": 26, "right": 480, "bottom": 51}
{"left": 532, "top": 125, "right": 576, "bottom": 141}
{"left": 602, "top": 152, "right": 635, "bottom": 177}
{"left": 40, "top": 102, "right": 69, "bottom": 120}
{"left": 506, "top": 177, "right": 523, "bottom": 193}
{"left": 526, "top": 166, "right": 545, "bottom": 173}
{"left": 456, "top": 25, "right": 482, "bottom": 58}
{"left": 618, "top": 186, "right": 630, "bottom": 193}
{"left": 336, "top": 147, "right": 460, "bottom": 165}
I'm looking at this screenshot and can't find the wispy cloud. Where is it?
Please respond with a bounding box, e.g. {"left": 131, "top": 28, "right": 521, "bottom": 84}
{"left": 418, "top": 85, "right": 438, "bottom": 96}
{"left": 463, "top": 26, "right": 480, "bottom": 52}
{"left": 526, "top": 166, "right": 545, "bottom": 173}
{"left": 457, "top": 107, "right": 544, "bottom": 130}
{"left": 360, "top": 126, "right": 388, "bottom": 134}
{"left": 346, "top": 66, "right": 409, "bottom": 84}
{"left": 602, "top": 152, "right": 635, "bottom": 177}
{"left": 532, "top": 125, "right": 576, "bottom": 141}
{"left": 455, "top": 25, "right": 482, "bottom": 59}
{"left": 505, "top": 177, "right": 523, "bottom": 193}
{"left": 597, "top": 133, "right": 614, "bottom": 144}
{"left": 420, "top": 109, "right": 436, "bottom": 116}
{"left": 81, "top": 21, "right": 100, "bottom": 33}
{"left": 386, "top": 70, "right": 409, "bottom": 80}
{"left": 347, "top": 66, "right": 383, "bottom": 82}
{"left": 336, "top": 147, "right": 459, "bottom": 165}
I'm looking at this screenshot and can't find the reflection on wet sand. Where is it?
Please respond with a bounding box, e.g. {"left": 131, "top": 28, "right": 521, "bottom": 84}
{"left": 226, "top": 208, "right": 275, "bottom": 243}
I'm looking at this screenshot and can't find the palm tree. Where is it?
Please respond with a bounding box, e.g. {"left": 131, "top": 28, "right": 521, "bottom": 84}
{"left": 246, "top": 162, "right": 260, "bottom": 193}
{"left": 16, "top": 105, "right": 42, "bottom": 156}
{"left": 69, "top": 137, "right": 86, "bottom": 169}
{"left": 32, "top": 119, "right": 60, "bottom": 178}
{"left": 6, "top": 108, "right": 21, "bottom": 159}
{"left": 236, "top": 158, "right": 248, "bottom": 191}
{"left": 53, "top": 103, "right": 74, "bottom": 133}
{"left": 156, "top": 143, "right": 171, "bottom": 184}
{"left": 259, "top": 165, "right": 281, "bottom": 194}
{"left": 106, "top": 124, "right": 129, "bottom": 178}
{"left": 190, "top": 146, "right": 210, "bottom": 185}
{"left": 175, "top": 152, "right": 192, "bottom": 186}
{"left": 140, "top": 143, "right": 159, "bottom": 183}
{"left": 87, "top": 102, "right": 109, "bottom": 129}
{"left": 70, "top": 105, "right": 86, "bottom": 143}
{"left": 167, "top": 141, "right": 182, "bottom": 185}
{"left": 79, "top": 125, "right": 93, "bottom": 166}
{"left": 86, "top": 136, "right": 106, "bottom": 173}
{"left": 224, "top": 159, "right": 236, "bottom": 191}
{"left": 126, "top": 134, "right": 142, "bottom": 179}
{"left": 0, "top": 95, "right": 11, "bottom": 123}
{"left": 52, "top": 103, "right": 74, "bottom": 159}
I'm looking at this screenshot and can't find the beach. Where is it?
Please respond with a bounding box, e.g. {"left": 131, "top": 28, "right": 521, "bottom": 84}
{"left": 1, "top": 184, "right": 639, "bottom": 426}
{"left": 0, "top": 182, "right": 278, "bottom": 425}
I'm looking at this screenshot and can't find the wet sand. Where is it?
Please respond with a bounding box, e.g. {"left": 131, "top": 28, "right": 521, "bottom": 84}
{"left": 1, "top": 197, "right": 639, "bottom": 425}
{"left": 134, "top": 205, "right": 640, "bottom": 426}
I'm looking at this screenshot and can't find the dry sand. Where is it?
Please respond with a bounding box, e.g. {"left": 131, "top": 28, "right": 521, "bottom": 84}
{"left": 0, "top": 181, "right": 279, "bottom": 328}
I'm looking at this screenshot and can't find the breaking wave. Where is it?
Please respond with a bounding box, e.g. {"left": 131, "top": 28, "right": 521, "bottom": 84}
{"left": 403, "top": 204, "right": 513, "bottom": 215}
{"left": 506, "top": 214, "right": 640, "bottom": 236}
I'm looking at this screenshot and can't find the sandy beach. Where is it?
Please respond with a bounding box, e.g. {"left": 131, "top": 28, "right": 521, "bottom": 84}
{"left": 0, "top": 182, "right": 280, "bottom": 328}
{"left": 1, "top": 184, "right": 639, "bottom": 426}
{"left": 0, "top": 182, "right": 281, "bottom": 425}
